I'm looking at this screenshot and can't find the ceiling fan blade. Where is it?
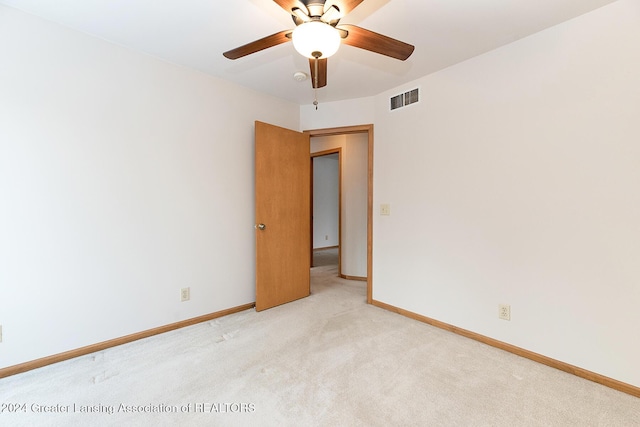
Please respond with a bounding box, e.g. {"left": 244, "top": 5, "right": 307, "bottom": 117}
{"left": 339, "top": 24, "right": 414, "bottom": 61}
{"left": 309, "top": 58, "right": 327, "bottom": 88}
{"left": 223, "top": 30, "right": 292, "bottom": 60}
{"left": 326, "top": 0, "right": 365, "bottom": 17}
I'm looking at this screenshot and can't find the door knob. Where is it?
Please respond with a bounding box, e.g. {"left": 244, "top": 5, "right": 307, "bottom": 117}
{"left": 255, "top": 223, "right": 266, "bottom": 230}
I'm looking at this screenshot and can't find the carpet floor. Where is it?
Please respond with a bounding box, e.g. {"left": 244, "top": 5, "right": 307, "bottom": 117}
{"left": 1, "top": 262, "right": 639, "bottom": 426}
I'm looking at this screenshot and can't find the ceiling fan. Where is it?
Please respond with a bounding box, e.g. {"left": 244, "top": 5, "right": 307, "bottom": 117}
{"left": 223, "top": 0, "right": 415, "bottom": 90}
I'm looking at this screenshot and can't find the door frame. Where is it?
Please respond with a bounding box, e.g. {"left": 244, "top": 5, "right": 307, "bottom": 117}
{"left": 305, "top": 124, "right": 373, "bottom": 304}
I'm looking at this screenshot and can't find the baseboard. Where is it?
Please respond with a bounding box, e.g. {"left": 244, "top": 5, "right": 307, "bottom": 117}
{"left": 0, "top": 302, "right": 256, "bottom": 379}
{"left": 371, "top": 299, "right": 640, "bottom": 399}
{"left": 313, "top": 246, "right": 338, "bottom": 251}
{"left": 340, "top": 274, "right": 367, "bottom": 282}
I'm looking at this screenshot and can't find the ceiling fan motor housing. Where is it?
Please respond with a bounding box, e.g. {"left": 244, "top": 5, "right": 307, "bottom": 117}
{"left": 293, "top": 1, "right": 341, "bottom": 26}
{"left": 306, "top": 2, "right": 325, "bottom": 16}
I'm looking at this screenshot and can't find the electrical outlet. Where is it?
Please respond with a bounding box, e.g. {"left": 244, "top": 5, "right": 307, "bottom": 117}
{"left": 180, "top": 287, "right": 190, "bottom": 302}
{"left": 0, "top": 325, "right": 3, "bottom": 343}
{"left": 498, "top": 304, "right": 511, "bottom": 321}
{"left": 380, "top": 204, "right": 391, "bottom": 216}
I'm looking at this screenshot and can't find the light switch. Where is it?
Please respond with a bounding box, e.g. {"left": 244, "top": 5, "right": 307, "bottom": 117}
{"left": 380, "top": 204, "right": 391, "bottom": 216}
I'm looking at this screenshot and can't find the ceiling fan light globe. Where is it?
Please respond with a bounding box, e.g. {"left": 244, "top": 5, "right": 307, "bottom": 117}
{"left": 292, "top": 21, "right": 341, "bottom": 59}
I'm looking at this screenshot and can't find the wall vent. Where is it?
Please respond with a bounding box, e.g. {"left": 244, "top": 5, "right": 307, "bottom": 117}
{"left": 390, "top": 88, "right": 419, "bottom": 111}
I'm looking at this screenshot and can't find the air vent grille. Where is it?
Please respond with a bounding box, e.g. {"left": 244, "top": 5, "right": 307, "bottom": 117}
{"left": 390, "top": 88, "right": 420, "bottom": 111}
{"left": 390, "top": 94, "right": 403, "bottom": 110}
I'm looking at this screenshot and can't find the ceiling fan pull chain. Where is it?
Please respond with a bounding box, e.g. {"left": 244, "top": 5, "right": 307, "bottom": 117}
{"left": 313, "top": 56, "right": 319, "bottom": 110}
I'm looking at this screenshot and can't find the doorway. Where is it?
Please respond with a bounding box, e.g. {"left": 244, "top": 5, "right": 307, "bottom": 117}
{"left": 306, "top": 125, "right": 373, "bottom": 303}
{"left": 254, "top": 122, "right": 372, "bottom": 310}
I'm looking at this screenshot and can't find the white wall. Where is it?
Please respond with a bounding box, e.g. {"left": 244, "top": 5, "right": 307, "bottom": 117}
{"left": 300, "top": 97, "right": 374, "bottom": 132}
{"left": 299, "top": 0, "right": 640, "bottom": 389}
{"left": 311, "top": 135, "right": 368, "bottom": 277}
{"left": 313, "top": 154, "right": 339, "bottom": 248}
{"left": 0, "top": 6, "right": 299, "bottom": 369}
{"left": 372, "top": 0, "right": 640, "bottom": 387}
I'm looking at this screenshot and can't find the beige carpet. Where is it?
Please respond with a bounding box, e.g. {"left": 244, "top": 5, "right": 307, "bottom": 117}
{"left": 312, "top": 247, "right": 338, "bottom": 268}
{"left": 1, "top": 263, "right": 639, "bottom": 426}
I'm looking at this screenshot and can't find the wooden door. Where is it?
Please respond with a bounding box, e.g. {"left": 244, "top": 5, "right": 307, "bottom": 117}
{"left": 255, "top": 121, "right": 310, "bottom": 311}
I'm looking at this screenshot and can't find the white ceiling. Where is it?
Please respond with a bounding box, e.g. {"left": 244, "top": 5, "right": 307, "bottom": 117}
{"left": 0, "top": 0, "right": 618, "bottom": 105}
